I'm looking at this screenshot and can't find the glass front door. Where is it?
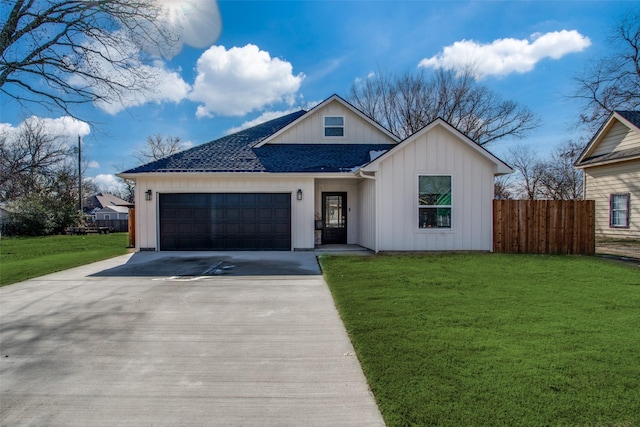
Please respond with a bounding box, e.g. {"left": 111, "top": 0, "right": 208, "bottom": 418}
{"left": 322, "top": 192, "right": 347, "bottom": 244}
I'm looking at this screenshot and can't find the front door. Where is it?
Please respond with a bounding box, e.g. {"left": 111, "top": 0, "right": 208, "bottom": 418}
{"left": 322, "top": 192, "right": 347, "bottom": 244}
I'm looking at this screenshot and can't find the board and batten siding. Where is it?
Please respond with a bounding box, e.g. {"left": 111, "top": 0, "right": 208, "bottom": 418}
{"left": 265, "top": 100, "right": 396, "bottom": 145}
{"left": 591, "top": 121, "right": 640, "bottom": 156}
{"left": 357, "top": 178, "right": 376, "bottom": 250}
{"left": 375, "top": 125, "right": 496, "bottom": 251}
{"left": 584, "top": 159, "right": 640, "bottom": 238}
{"left": 133, "top": 174, "right": 315, "bottom": 251}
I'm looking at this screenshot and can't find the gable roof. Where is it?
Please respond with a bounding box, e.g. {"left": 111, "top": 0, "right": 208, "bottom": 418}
{"left": 91, "top": 193, "right": 130, "bottom": 208}
{"left": 575, "top": 110, "right": 640, "bottom": 168}
{"left": 119, "top": 109, "right": 393, "bottom": 174}
{"left": 361, "top": 117, "right": 513, "bottom": 175}
{"left": 120, "top": 95, "right": 511, "bottom": 176}
{"left": 253, "top": 94, "right": 400, "bottom": 148}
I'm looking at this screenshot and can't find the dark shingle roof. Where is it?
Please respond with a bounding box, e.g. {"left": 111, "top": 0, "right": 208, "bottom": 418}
{"left": 256, "top": 144, "right": 392, "bottom": 172}
{"left": 122, "top": 110, "right": 394, "bottom": 174}
{"left": 617, "top": 110, "right": 640, "bottom": 129}
{"left": 576, "top": 146, "right": 640, "bottom": 166}
{"left": 122, "top": 111, "right": 306, "bottom": 173}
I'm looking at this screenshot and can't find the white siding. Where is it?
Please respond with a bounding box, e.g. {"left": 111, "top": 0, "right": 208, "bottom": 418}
{"left": 134, "top": 174, "right": 315, "bottom": 251}
{"left": 375, "top": 125, "right": 496, "bottom": 251}
{"left": 266, "top": 100, "right": 396, "bottom": 145}
{"left": 584, "top": 159, "right": 640, "bottom": 239}
{"left": 591, "top": 121, "right": 640, "bottom": 156}
{"left": 357, "top": 178, "right": 376, "bottom": 250}
{"left": 314, "top": 178, "right": 361, "bottom": 244}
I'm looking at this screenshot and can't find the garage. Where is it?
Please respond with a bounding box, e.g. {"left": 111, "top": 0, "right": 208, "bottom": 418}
{"left": 159, "top": 193, "right": 291, "bottom": 251}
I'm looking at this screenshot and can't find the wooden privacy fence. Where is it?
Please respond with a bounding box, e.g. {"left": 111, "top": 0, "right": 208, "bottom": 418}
{"left": 128, "top": 208, "right": 135, "bottom": 248}
{"left": 493, "top": 200, "right": 595, "bottom": 255}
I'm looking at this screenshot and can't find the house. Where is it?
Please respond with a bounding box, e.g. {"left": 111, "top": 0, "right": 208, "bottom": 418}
{"left": 85, "top": 193, "right": 130, "bottom": 220}
{"left": 95, "top": 205, "right": 129, "bottom": 221}
{"left": 118, "top": 95, "right": 512, "bottom": 252}
{"left": 575, "top": 111, "right": 640, "bottom": 239}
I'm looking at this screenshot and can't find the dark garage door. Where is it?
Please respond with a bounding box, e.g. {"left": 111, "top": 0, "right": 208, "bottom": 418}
{"left": 159, "top": 193, "right": 291, "bottom": 251}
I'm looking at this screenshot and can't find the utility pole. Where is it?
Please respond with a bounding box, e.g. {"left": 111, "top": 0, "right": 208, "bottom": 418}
{"left": 78, "top": 135, "right": 82, "bottom": 213}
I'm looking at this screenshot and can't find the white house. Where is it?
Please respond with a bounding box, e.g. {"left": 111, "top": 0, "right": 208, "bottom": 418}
{"left": 119, "top": 95, "right": 512, "bottom": 252}
{"left": 575, "top": 110, "right": 640, "bottom": 239}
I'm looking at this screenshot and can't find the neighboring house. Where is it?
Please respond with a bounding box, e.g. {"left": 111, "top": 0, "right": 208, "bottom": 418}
{"left": 575, "top": 111, "right": 640, "bottom": 239}
{"left": 119, "top": 94, "right": 512, "bottom": 252}
{"left": 85, "top": 193, "right": 130, "bottom": 220}
{"left": 95, "top": 205, "right": 129, "bottom": 220}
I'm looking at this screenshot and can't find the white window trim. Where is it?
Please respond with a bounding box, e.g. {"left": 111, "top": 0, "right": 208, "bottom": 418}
{"left": 610, "top": 193, "right": 630, "bottom": 228}
{"left": 323, "top": 115, "right": 345, "bottom": 138}
{"left": 416, "top": 174, "right": 453, "bottom": 231}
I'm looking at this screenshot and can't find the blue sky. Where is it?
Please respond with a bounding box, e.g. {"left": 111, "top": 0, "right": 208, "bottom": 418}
{"left": 1, "top": 0, "right": 634, "bottom": 192}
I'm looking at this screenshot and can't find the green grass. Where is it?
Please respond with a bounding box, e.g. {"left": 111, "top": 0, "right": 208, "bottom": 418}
{"left": 320, "top": 253, "right": 640, "bottom": 427}
{"left": 0, "top": 233, "right": 130, "bottom": 286}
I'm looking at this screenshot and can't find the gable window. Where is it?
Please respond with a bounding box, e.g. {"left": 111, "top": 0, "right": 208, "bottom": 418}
{"left": 324, "top": 116, "right": 344, "bottom": 137}
{"left": 418, "top": 175, "right": 451, "bottom": 229}
{"left": 610, "top": 193, "right": 630, "bottom": 228}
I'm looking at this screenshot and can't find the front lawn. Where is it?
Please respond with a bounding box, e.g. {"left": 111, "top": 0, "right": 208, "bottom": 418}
{"left": 0, "top": 233, "right": 130, "bottom": 286}
{"left": 320, "top": 253, "right": 640, "bottom": 426}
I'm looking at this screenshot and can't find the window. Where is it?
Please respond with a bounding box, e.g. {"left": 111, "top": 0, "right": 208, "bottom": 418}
{"left": 324, "top": 116, "right": 344, "bottom": 137}
{"left": 418, "top": 175, "right": 451, "bottom": 229}
{"left": 610, "top": 193, "right": 630, "bottom": 228}
{"left": 104, "top": 214, "right": 110, "bottom": 220}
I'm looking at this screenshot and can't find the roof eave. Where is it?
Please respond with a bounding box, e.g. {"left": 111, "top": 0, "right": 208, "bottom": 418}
{"left": 575, "top": 154, "right": 640, "bottom": 169}
{"left": 117, "top": 170, "right": 361, "bottom": 180}
{"left": 576, "top": 111, "right": 640, "bottom": 164}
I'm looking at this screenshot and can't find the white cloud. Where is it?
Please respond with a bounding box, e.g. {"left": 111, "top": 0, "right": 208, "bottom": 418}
{"left": 88, "top": 161, "right": 100, "bottom": 169}
{"left": 0, "top": 116, "right": 90, "bottom": 147}
{"left": 154, "top": 0, "right": 222, "bottom": 55}
{"left": 95, "top": 62, "right": 191, "bottom": 115}
{"left": 67, "top": 31, "right": 191, "bottom": 115}
{"left": 88, "top": 174, "right": 126, "bottom": 193}
{"left": 418, "top": 30, "right": 591, "bottom": 79}
{"left": 190, "top": 44, "right": 305, "bottom": 117}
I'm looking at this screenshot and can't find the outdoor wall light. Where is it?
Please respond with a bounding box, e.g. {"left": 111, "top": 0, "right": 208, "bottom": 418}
{"left": 296, "top": 189, "right": 303, "bottom": 201}
{"left": 145, "top": 189, "right": 152, "bottom": 201}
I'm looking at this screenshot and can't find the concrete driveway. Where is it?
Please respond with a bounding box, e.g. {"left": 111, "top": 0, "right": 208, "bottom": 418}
{"left": 0, "top": 252, "right": 384, "bottom": 426}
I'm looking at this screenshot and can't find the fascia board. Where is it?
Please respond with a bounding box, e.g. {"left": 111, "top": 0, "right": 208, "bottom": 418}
{"left": 574, "top": 153, "right": 640, "bottom": 169}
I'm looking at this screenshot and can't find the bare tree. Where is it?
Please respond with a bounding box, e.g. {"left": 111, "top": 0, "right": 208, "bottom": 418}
{"left": 0, "top": 118, "right": 88, "bottom": 233}
{"left": 135, "top": 134, "right": 186, "bottom": 163}
{"left": 0, "top": 117, "right": 72, "bottom": 201}
{"left": 1, "top": 0, "right": 176, "bottom": 119}
{"left": 572, "top": 9, "right": 640, "bottom": 130}
{"left": 349, "top": 68, "right": 540, "bottom": 144}
{"left": 507, "top": 144, "right": 546, "bottom": 199}
{"left": 538, "top": 141, "right": 583, "bottom": 200}
{"left": 494, "top": 175, "right": 514, "bottom": 200}
{"left": 506, "top": 141, "right": 583, "bottom": 200}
